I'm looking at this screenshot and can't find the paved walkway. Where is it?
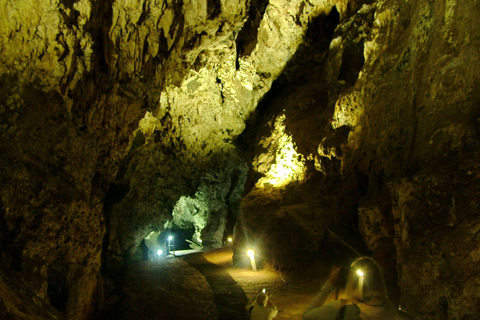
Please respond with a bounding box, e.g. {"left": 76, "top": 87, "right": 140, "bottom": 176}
{"left": 182, "top": 252, "right": 248, "bottom": 320}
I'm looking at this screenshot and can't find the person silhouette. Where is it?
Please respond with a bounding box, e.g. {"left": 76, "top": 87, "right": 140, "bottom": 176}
{"left": 246, "top": 290, "right": 278, "bottom": 320}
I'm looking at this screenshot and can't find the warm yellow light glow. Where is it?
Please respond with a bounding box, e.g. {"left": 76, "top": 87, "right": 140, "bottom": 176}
{"left": 356, "top": 269, "right": 364, "bottom": 277}
{"left": 227, "top": 237, "right": 233, "bottom": 242}
{"left": 247, "top": 249, "right": 257, "bottom": 271}
{"left": 255, "top": 114, "right": 305, "bottom": 188}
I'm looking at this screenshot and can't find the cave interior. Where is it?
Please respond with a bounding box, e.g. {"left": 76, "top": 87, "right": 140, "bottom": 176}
{"left": 0, "top": 0, "right": 479, "bottom": 319}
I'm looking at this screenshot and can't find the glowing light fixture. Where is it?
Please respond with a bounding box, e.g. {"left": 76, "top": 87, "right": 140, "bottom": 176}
{"left": 357, "top": 269, "right": 364, "bottom": 294}
{"left": 157, "top": 249, "right": 163, "bottom": 256}
{"left": 247, "top": 249, "right": 257, "bottom": 272}
{"left": 227, "top": 237, "right": 233, "bottom": 243}
{"left": 168, "top": 236, "right": 173, "bottom": 241}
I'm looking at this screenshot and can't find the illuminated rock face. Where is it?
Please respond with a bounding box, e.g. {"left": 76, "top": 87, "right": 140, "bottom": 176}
{"left": 0, "top": 0, "right": 479, "bottom": 320}
{"left": 240, "top": 1, "right": 480, "bottom": 319}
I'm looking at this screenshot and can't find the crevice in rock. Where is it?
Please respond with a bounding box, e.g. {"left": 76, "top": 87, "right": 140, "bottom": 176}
{"left": 59, "top": 0, "right": 79, "bottom": 10}
{"left": 223, "top": 170, "right": 241, "bottom": 240}
{"left": 235, "top": 0, "right": 269, "bottom": 68}
{"left": 55, "top": 32, "right": 70, "bottom": 62}
{"left": 338, "top": 40, "right": 365, "bottom": 87}
{"left": 85, "top": 0, "right": 116, "bottom": 74}
{"left": 306, "top": 6, "right": 340, "bottom": 50}
{"left": 59, "top": 7, "right": 80, "bottom": 29}
{"left": 168, "top": 0, "right": 185, "bottom": 57}
{"left": 136, "top": 0, "right": 150, "bottom": 26}
{"left": 207, "top": 0, "right": 222, "bottom": 20}
{"left": 47, "top": 264, "right": 68, "bottom": 312}
{"left": 102, "top": 182, "right": 130, "bottom": 272}
{"left": 130, "top": 131, "right": 146, "bottom": 151}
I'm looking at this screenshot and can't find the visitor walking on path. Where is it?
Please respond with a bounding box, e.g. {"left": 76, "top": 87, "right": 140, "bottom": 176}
{"left": 246, "top": 290, "right": 278, "bottom": 320}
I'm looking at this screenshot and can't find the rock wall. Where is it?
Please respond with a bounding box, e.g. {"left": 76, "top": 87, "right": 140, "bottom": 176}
{"left": 240, "top": 0, "right": 480, "bottom": 319}
{"left": 104, "top": 0, "right": 349, "bottom": 268}
{"left": 0, "top": 0, "right": 192, "bottom": 317}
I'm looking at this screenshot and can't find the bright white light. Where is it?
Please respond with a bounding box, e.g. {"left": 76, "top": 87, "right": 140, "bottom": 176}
{"left": 157, "top": 249, "right": 163, "bottom": 255}
{"left": 262, "top": 288, "right": 266, "bottom": 293}
{"left": 168, "top": 236, "right": 173, "bottom": 241}
{"left": 227, "top": 237, "right": 233, "bottom": 243}
{"left": 357, "top": 269, "right": 364, "bottom": 294}
{"left": 247, "top": 249, "right": 257, "bottom": 272}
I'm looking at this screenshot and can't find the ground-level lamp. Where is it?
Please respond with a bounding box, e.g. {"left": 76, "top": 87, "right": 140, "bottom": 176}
{"left": 247, "top": 249, "right": 257, "bottom": 271}
{"left": 356, "top": 269, "right": 364, "bottom": 295}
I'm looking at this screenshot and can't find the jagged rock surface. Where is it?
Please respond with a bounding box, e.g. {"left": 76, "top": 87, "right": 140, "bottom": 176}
{"left": 240, "top": 1, "right": 480, "bottom": 319}
{"left": 0, "top": 0, "right": 479, "bottom": 319}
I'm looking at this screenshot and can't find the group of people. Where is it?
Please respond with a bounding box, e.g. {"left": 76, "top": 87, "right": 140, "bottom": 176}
{"left": 246, "top": 257, "right": 413, "bottom": 320}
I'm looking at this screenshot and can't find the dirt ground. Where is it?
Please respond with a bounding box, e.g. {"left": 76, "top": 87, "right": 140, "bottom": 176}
{"left": 101, "top": 247, "right": 330, "bottom": 320}
{"left": 100, "top": 254, "right": 218, "bottom": 320}
{"left": 202, "top": 247, "right": 329, "bottom": 320}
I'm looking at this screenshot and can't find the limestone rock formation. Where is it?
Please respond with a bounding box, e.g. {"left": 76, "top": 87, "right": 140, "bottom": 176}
{"left": 0, "top": 0, "right": 479, "bottom": 319}
{"left": 240, "top": 1, "right": 480, "bottom": 319}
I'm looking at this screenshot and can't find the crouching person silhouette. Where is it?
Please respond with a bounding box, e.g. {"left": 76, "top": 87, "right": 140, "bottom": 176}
{"left": 303, "top": 257, "right": 414, "bottom": 320}
{"left": 246, "top": 290, "right": 278, "bottom": 320}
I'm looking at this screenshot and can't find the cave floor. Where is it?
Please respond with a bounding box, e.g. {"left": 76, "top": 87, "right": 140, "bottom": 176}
{"left": 100, "top": 248, "right": 329, "bottom": 320}
{"left": 200, "top": 248, "right": 329, "bottom": 320}
{"left": 99, "top": 254, "right": 218, "bottom": 320}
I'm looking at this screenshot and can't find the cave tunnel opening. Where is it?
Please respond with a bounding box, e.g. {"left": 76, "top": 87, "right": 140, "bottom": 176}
{"left": 132, "top": 227, "right": 197, "bottom": 261}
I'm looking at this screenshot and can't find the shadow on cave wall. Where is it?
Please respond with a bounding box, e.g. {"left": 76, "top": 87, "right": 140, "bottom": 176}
{"left": 236, "top": 0, "right": 270, "bottom": 67}
{"left": 101, "top": 182, "right": 130, "bottom": 272}
{"left": 235, "top": 3, "right": 398, "bottom": 287}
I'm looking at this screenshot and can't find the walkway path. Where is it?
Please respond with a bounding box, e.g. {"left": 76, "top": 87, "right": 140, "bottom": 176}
{"left": 99, "top": 256, "right": 218, "bottom": 320}
{"left": 182, "top": 252, "right": 248, "bottom": 320}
